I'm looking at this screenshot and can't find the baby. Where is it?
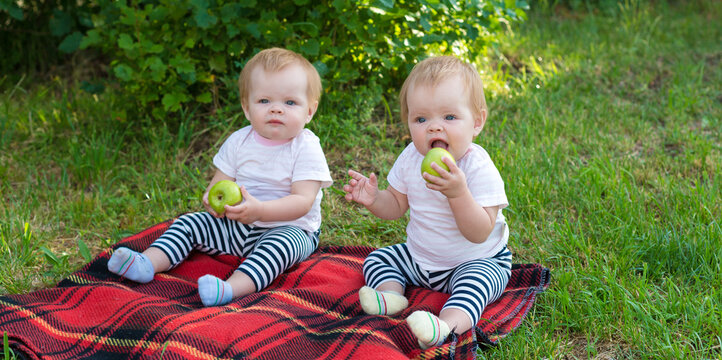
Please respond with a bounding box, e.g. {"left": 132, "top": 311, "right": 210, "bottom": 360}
{"left": 108, "top": 48, "right": 332, "bottom": 306}
{"left": 344, "top": 56, "right": 512, "bottom": 348}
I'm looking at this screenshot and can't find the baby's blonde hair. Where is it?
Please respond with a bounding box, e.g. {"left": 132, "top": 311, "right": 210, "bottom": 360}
{"left": 399, "top": 56, "right": 487, "bottom": 122}
{"left": 238, "top": 48, "right": 322, "bottom": 108}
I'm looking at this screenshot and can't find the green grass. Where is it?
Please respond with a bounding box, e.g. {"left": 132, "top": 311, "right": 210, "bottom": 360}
{"left": 1, "top": 0, "right": 720, "bottom": 358}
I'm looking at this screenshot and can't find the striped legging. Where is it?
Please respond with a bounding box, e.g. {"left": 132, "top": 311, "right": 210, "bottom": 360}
{"left": 363, "top": 243, "right": 512, "bottom": 326}
{"left": 150, "top": 212, "right": 318, "bottom": 291}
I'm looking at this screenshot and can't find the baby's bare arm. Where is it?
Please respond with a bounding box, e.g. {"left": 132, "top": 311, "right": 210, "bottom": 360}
{"left": 426, "top": 159, "right": 498, "bottom": 243}
{"left": 225, "top": 180, "right": 321, "bottom": 223}
{"left": 344, "top": 169, "right": 408, "bottom": 220}
{"left": 448, "top": 191, "right": 498, "bottom": 244}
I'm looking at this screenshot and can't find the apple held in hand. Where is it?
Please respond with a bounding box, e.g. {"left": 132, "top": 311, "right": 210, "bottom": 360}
{"left": 421, "top": 148, "right": 456, "bottom": 182}
{"left": 208, "top": 180, "right": 242, "bottom": 214}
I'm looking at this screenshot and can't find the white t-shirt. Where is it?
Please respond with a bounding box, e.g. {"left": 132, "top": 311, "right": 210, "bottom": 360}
{"left": 213, "top": 126, "right": 332, "bottom": 233}
{"left": 387, "top": 143, "right": 509, "bottom": 271}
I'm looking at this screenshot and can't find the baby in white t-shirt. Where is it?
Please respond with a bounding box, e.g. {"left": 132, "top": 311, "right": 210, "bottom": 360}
{"left": 108, "top": 48, "right": 332, "bottom": 307}
{"left": 343, "top": 56, "right": 512, "bottom": 349}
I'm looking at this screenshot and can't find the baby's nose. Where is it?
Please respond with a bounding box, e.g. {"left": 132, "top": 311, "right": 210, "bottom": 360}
{"left": 427, "top": 121, "right": 443, "bottom": 131}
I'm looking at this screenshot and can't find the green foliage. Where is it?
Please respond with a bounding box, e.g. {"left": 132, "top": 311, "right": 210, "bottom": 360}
{"left": 0, "top": 0, "right": 96, "bottom": 75}
{"left": 3, "top": 1, "right": 720, "bottom": 357}
{"left": 529, "top": 0, "right": 625, "bottom": 14}
{"left": 0, "top": 222, "right": 41, "bottom": 293}
{"left": 82, "top": 0, "right": 528, "bottom": 122}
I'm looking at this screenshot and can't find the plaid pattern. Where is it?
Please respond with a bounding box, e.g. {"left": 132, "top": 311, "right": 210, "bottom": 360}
{"left": 0, "top": 219, "right": 550, "bottom": 360}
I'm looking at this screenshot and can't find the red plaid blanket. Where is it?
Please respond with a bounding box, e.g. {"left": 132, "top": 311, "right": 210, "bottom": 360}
{"left": 0, "top": 219, "right": 549, "bottom": 360}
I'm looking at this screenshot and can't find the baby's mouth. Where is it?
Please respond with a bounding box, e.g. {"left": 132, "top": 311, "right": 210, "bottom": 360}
{"left": 430, "top": 140, "right": 448, "bottom": 149}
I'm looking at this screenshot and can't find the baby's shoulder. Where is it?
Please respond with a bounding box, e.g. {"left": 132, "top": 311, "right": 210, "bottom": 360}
{"left": 460, "top": 144, "right": 504, "bottom": 179}
{"left": 225, "top": 126, "right": 253, "bottom": 143}
{"left": 396, "top": 142, "right": 419, "bottom": 161}
{"left": 295, "top": 128, "right": 321, "bottom": 142}
{"left": 462, "top": 143, "right": 493, "bottom": 164}
{"left": 291, "top": 129, "right": 327, "bottom": 157}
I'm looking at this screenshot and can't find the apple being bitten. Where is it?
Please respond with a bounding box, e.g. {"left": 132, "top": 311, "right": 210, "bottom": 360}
{"left": 420, "top": 147, "right": 456, "bottom": 182}
{"left": 208, "top": 180, "right": 242, "bottom": 214}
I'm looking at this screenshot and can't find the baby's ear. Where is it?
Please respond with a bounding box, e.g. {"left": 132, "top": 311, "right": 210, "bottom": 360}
{"left": 306, "top": 100, "right": 319, "bottom": 123}
{"left": 473, "top": 109, "right": 487, "bottom": 135}
{"left": 241, "top": 102, "right": 251, "bottom": 121}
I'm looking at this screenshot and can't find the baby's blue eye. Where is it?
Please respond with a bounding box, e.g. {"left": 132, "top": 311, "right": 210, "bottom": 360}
{"left": 416, "top": 117, "right": 426, "bottom": 123}
{"left": 285, "top": 100, "right": 296, "bottom": 106}
{"left": 445, "top": 114, "right": 456, "bottom": 120}
{"left": 259, "top": 99, "right": 269, "bottom": 104}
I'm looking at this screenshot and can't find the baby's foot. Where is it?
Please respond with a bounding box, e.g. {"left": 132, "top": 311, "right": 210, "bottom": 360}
{"left": 198, "top": 274, "right": 233, "bottom": 306}
{"left": 107, "top": 247, "right": 155, "bottom": 283}
{"left": 406, "top": 310, "right": 451, "bottom": 349}
{"left": 358, "top": 286, "right": 408, "bottom": 316}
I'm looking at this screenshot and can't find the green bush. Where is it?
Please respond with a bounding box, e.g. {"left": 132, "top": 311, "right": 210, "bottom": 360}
{"left": 0, "top": 0, "right": 95, "bottom": 75}
{"left": 81, "top": 0, "right": 528, "bottom": 123}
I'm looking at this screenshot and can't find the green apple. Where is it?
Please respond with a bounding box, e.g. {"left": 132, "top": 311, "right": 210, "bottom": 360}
{"left": 208, "top": 180, "right": 242, "bottom": 214}
{"left": 421, "top": 147, "right": 456, "bottom": 182}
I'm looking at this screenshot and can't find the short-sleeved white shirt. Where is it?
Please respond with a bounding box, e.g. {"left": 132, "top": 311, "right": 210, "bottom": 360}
{"left": 387, "top": 143, "right": 509, "bottom": 271}
{"left": 213, "top": 126, "right": 332, "bottom": 233}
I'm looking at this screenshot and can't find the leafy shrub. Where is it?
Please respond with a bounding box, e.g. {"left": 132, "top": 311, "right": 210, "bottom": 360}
{"left": 0, "top": 0, "right": 95, "bottom": 76}
{"left": 81, "top": 0, "right": 528, "bottom": 123}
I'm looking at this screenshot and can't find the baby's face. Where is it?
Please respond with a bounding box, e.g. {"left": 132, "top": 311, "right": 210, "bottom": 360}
{"left": 243, "top": 64, "right": 316, "bottom": 141}
{"left": 406, "top": 75, "right": 483, "bottom": 160}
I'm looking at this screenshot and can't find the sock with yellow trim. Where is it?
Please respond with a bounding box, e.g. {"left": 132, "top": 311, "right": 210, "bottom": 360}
{"left": 406, "top": 310, "right": 451, "bottom": 349}
{"left": 107, "top": 247, "right": 154, "bottom": 283}
{"left": 198, "top": 274, "right": 233, "bottom": 306}
{"left": 358, "top": 285, "right": 408, "bottom": 316}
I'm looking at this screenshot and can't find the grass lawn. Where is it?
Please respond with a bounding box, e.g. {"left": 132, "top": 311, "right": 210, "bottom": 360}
{"left": 1, "top": 0, "right": 720, "bottom": 358}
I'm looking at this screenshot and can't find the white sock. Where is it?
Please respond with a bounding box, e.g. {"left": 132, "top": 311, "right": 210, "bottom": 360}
{"left": 358, "top": 286, "right": 408, "bottom": 316}
{"left": 198, "top": 274, "right": 233, "bottom": 306}
{"left": 107, "top": 247, "right": 155, "bottom": 283}
{"left": 406, "top": 310, "right": 451, "bottom": 349}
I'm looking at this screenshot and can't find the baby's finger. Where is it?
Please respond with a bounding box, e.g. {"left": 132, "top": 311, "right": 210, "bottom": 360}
{"left": 430, "top": 162, "right": 451, "bottom": 178}
{"left": 443, "top": 156, "right": 459, "bottom": 172}
{"left": 347, "top": 169, "right": 366, "bottom": 180}
{"left": 368, "top": 173, "right": 378, "bottom": 187}
{"left": 422, "top": 172, "right": 442, "bottom": 185}
{"left": 425, "top": 182, "right": 442, "bottom": 191}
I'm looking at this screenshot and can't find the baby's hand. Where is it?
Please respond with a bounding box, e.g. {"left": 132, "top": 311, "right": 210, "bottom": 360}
{"left": 343, "top": 169, "right": 379, "bottom": 207}
{"left": 223, "top": 186, "right": 264, "bottom": 223}
{"left": 423, "top": 157, "right": 468, "bottom": 198}
{"left": 202, "top": 191, "right": 223, "bottom": 218}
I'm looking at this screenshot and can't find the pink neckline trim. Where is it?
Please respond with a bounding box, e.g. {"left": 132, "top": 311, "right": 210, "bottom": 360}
{"left": 459, "top": 147, "right": 472, "bottom": 161}
{"left": 253, "top": 130, "right": 292, "bottom": 146}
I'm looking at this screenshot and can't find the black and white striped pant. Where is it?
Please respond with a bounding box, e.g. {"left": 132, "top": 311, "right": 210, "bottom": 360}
{"left": 364, "top": 243, "right": 512, "bottom": 325}
{"left": 150, "top": 212, "right": 319, "bottom": 291}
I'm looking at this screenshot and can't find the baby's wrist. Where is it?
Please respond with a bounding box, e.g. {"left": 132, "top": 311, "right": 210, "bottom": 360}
{"left": 258, "top": 202, "right": 266, "bottom": 221}
{"left": 445, "top": 186, "right": 471, "bottom": 200}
